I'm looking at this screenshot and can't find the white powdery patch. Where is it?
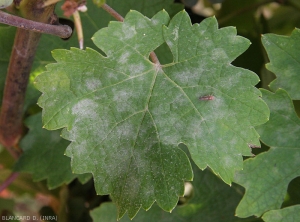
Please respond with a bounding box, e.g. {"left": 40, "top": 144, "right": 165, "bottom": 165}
{"left": 229, "top": 36, "right": 245, "bottom": 46}
{"left": 72, "top": 98, "right": 99, "bottom": 120}
{"left": 222, "top": 155, "right": 236, "bottom": 168}
{"left": 151, "top": 18, "right": 159, "bottom": 25}
{"left": 187, "top": 117, "right": 205, "bottom": 139}
{"left": 166, "top": 40, "right": 174, "bottom": 48}
{"left": 128, "top": 63, "right": 146, "bottom": 76}
{"left": 107, "top": 71, "right": 120, "bottom": 80}
{"left": 172, "top": 27, "right": 179, "bottom": 41}
{"left": 85, "top": 79, "right": 102, "bottom": 91}
{"left": 170, "top": 70, "right": 188, "bottom": 86}
{"left": 202, "top": 37, "right": 213, "bottom": 50}
{"left": 122, "top": 23, "right": 136, "bottom": 40}
{"left": 112, "top": 30, "right": 123, "bottom": 39}
{"left": 118, "top": 51, "right": 131, "bottom": 64}
{"left": 136, "top": 20, "right": 146, "bottom": 29}
{"left": 112, "top": 88, "right": 132, "bottom": 102}
{"left": 210, "top": 97, "right": 226, "bottom": 118}
{"left": 211, "top": 48, "right": 229, "bottom": 62}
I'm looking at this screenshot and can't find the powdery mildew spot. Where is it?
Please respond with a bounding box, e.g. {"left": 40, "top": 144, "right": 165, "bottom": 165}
{"left": 85, "top": 79, "right": 102, "bottom": 91}
{"left": 172, "top": 27, "right": 179, "bottom": 41}
{"left": 166, "top": 40, "right": 173, "bottom": 48}
{"left": 122, "top": 23, "right": 136, "bottom": 40}
{"left": 128, "top": 63, "right": 146, "bottom": 76}
{"left": 118, "top": 52, "right": 131, "bottom": 64}
{"left": 72, "top": 98, "right": 99, "bottom": 120}
{"left": 211, "top": 48, "right": 229, "bottom": 62}
{"left": 136, "top": 20, "right": 146, "bottom": 29}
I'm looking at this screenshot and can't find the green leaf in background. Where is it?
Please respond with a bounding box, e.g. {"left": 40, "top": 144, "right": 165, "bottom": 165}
{"left": 262, "top": 29, "right": 300, "bottom": 99}
{"left": 14, "top": 113, "right": 77, "bottom": 189}
{"left": 262, "top": 205, "right": 300, "bottom": 222}
{"left": 0, "top": 198, "right": 14, "bottom": 213}
{"left": 35, "top": 9, "right": 269, "bottom": 218}
{"left": 234, "top": 89, "right": 300, "bottom": 218}
{"left": 90, "top": 155, "right": 258, "bottom": 222}
{"left": 217, "top": 0, "right": 260, "bottom": 31}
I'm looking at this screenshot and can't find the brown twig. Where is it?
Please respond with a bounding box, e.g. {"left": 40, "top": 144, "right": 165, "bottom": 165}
{"left": 0, "top": 1, "right": 61, "bottom": 155}
{"left": 101, "top": 3, "right": 124, "bottom": 22}
{"left": 0, "top": 172, "right": 19, "bottom": 193}
{"left": 0, "top": 28, "right": 41, "bottom": 149}
{"left": 0, "top": 10, "right": 72, "bottom": 38}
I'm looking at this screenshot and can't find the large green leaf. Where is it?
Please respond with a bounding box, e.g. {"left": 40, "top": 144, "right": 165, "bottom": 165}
{"left": 234, "top": 89, "right": 300, "bottom": 218}
{"left": 13, "top": 113, "right": 77, "bottom": 189}
{"left": 35, "top": 10, "right": 268, "bottom": 218}
{"left": 262, "top": 29, "right": 300, "bottom": 99}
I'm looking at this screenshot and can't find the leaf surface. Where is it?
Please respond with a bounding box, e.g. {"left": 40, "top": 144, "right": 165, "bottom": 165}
{"left": 262, "top": 29, "right": 300, "bottom": 99}
{"left": 14, "top": 113, "right": 77, "bottom": 189}
{"left": 35, "top": 10, "right": 268, "bottom": 218}
{"left": 234, "top": 89, "right": 300, "bottom": 218}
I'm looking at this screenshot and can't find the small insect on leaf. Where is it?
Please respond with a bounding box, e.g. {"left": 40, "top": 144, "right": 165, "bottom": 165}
{"left": 199, "top": 95, "right": 215, "bottom": 101}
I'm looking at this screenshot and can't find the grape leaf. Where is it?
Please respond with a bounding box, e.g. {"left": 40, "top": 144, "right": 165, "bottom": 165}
{"left": 35, "top": 10, "right": 268, "bottom": 218}
{"left": 234, "top": 89, "right": 300, "bottom": 218}
{"left": 90, "top": 151, "right": 257, "bottom": 222}
{"left": 262, "top": 29, "right": 300, "bottom": 99}
{"left": 14, "top": 113, "right": 77, "bottom": 189}
{"left": 262, "top": 205, "right": 300, "bottom": 222}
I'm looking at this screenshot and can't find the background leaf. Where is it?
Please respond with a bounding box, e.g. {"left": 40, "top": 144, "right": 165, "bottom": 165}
{"left": 234, "top": 89, "right": 300, "bottom": 218}
{"left": 262, "top": 29, "right": 300, "bottom": 99}
{"left": 14, "top": 113, "right": 77, "bottom": 189}
{"left": 262, "top": 205, "right": 300, "bottom": 222}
